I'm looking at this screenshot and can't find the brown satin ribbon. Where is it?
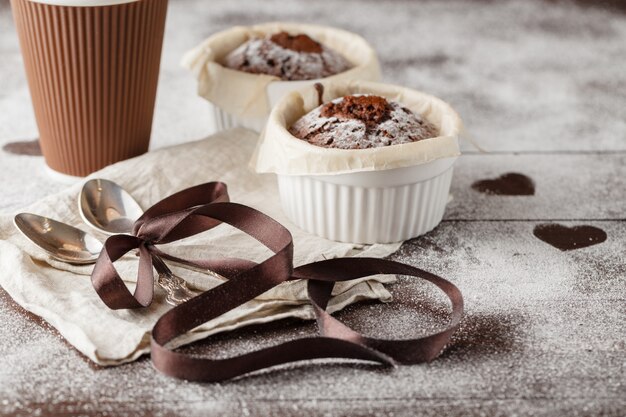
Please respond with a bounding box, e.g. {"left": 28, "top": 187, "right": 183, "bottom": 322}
{"left": 91, "top": 182, "right": 464, "bottom": 382}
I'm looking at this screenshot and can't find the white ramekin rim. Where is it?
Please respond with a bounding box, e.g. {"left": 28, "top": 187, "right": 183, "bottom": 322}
{"left": 279, "top": 156, "right": 459, "bottom": 187}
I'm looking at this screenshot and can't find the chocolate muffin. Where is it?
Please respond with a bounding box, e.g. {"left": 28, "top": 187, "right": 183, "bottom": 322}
{"left": 223, "top": 31, "right": 352, "bottom": 81}
{"left": 289, "top": 95, "right": 439, "bottom": 149}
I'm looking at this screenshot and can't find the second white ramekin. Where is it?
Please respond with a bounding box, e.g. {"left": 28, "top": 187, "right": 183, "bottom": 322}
{"left": 184, "top": 23, "right": 382, "bottom": 133}
{"left": 277, "top": 156, "right": 457, "bottom": 244}
{"left": 207, "top": 78, "right": 325, "bottom": 132}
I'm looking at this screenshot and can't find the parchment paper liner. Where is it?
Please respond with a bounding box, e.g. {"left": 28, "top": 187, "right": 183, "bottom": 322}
{"left": 182, "top": 22, "right": 381, "bottom": 122}
{"left": 250, "top": 80, "right": 463, "bottom": 176}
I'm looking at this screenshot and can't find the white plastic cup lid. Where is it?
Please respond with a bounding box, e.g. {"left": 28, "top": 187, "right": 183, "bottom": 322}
{"left": 26, "top": 0, "right": 139, "bottom": 6}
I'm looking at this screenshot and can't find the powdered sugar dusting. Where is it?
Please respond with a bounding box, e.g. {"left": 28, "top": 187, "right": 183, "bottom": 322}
{"left": 224, "top": 35, "right": 352, "bottom": 81}
{"left": 290, "top": 96, "right": 438, "bottom": 149}
{"left": 1, "top": 0, "right": 625, "bottom": 415}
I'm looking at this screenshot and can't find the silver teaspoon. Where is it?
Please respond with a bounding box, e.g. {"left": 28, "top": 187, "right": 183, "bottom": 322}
{"left": 78, "top": 178, "right": 141, "bottom": 234}
{"left": 78, "top": 178, "right": 203, "bottom": 305}
{"left": 15, "top": 212, "right": 194, "bottom": 306}
{"left": 14, "top": 213, "right": 102, "bottom": 264}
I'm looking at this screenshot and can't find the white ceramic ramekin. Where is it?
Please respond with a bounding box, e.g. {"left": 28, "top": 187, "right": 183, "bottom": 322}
{"left": 184, "top": 23, "right": 381, "bottom": 133}
{"left": 207, "top": 79, "right": 325, "bottom": 132}
{"left": 252, "top": 80, "right": 462, "bottom": 244}
{"left": 277, "top": 157, "right": 457, "bottom": 244}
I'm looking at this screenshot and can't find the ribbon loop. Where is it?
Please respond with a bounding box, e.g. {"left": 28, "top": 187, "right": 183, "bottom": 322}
{"left": 89, "top": 181, "right": 464, "bottom": 381}
{"left": 299, "top": 259, "right": 463, "bottom": 364}
{"left": 91, "top": 234, "right": 153, "bottom": 309}
{"left": 92, "top": 182, "right": 236, "bottom": 310}
{"left": 132, "top": 182, "right": 229, "bottom": 236}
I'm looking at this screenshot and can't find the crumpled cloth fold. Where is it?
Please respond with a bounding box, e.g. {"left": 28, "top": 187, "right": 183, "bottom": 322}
{"left": 0, "top": 129, "right": 400, "bottom": 365}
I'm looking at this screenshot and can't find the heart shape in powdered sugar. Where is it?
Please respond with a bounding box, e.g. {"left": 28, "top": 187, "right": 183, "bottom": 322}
{"left": 471, "top": 173, "right": 535, "bottom": 196}
{"left": 533, "top": 224, "right": 607, "bottom": 251}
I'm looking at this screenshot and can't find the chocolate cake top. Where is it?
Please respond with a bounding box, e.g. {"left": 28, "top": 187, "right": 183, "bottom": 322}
{"left": 269, "top": 32, "right": 323, "bottom": 54}
{"left": 289, "top": 95, "right": 439, "bottom": 149}
{"left": 223, "top": 31, "right": 352, "bottom": 81}
{"left": 320, "top": 95, "right": 391, "bottom": 125}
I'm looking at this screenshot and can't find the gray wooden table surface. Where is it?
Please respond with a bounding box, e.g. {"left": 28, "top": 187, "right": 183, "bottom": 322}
{"left": 0, "top": 0, "right": 625, "bottom": 416}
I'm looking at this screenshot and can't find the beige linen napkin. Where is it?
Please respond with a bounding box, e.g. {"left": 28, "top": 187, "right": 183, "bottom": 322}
{"left": 0, "top": 129, "right": 400, "bottom": 366}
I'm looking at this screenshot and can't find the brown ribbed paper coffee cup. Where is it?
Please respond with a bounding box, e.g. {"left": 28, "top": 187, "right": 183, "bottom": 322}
{"left": 11, "top": 0, "right": 168, "bottom": 177}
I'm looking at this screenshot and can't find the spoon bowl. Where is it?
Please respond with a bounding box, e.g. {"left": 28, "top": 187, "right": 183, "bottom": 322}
{"left": 14, "top": 213, "right": 102, "bottom": 264}
{"left": 79, "top": 178, "right": 211, "bottom": 304}
{"left": 79, "top": 178, "right": 143, "bottom": 235}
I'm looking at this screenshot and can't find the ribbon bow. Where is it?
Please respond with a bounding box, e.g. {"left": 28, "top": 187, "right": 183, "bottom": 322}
{"left": 91, "top": 182, "right": 235, "bottom": 309}
{"left": 90, "top": 182, "right": 464, "bottom": 382}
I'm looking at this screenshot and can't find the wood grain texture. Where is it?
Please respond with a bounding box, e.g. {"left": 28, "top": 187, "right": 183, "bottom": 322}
{"left": 0, "top": 221, "right": 624, "bottom": 416}
{"left": 0, "top": 0, "right": 624, "bottom": 416}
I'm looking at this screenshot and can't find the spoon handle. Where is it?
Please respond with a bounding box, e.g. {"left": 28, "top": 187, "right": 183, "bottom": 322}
{"left": 160, "top": 257, "right": 227, "bottom": 282}
{"left": 152, "top": 256, "right": 198, "bottom": 306}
